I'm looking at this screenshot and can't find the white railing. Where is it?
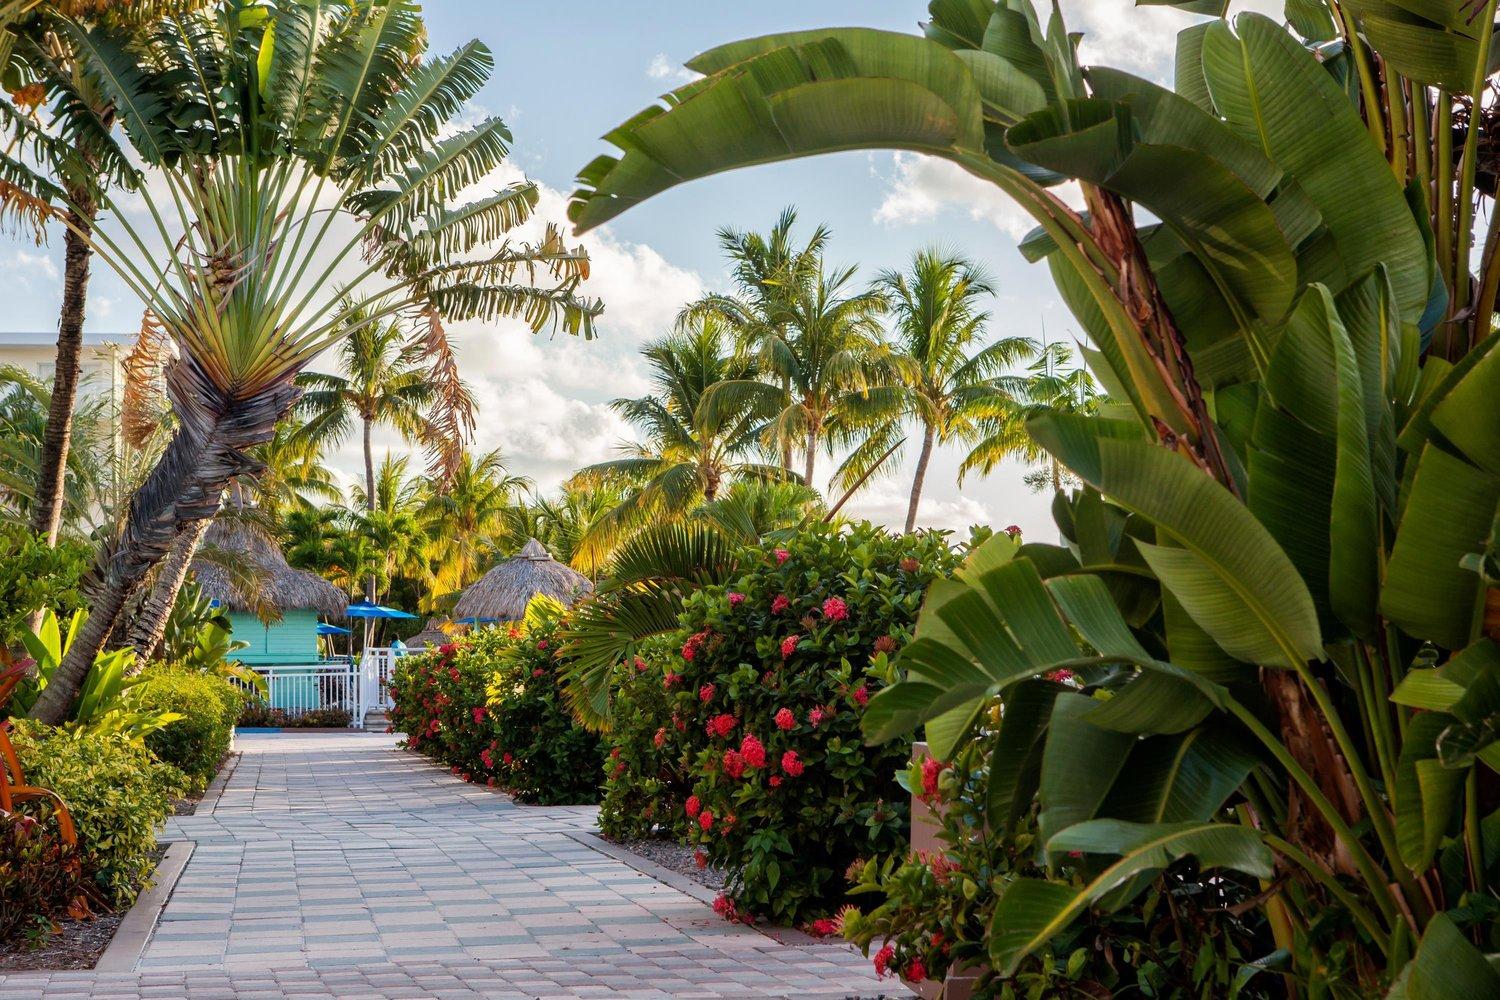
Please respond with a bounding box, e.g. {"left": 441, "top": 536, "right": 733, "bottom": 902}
{"left": 234, "top": 649, "right": 413, "bottom": 730}
{"left": 236, "top": 663, "right": 363, "bottom": 728}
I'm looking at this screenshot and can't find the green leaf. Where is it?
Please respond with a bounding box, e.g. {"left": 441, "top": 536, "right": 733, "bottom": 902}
{"left": 1099, "top": 728, "right": 1260, "bottom": 823}
{"left": 1387, "top": 912, "right": 1500, "bottom": 999}
{"left": 1430, "top": 333, "right": 1500, "bottom": 476}
{"left": 990, "top": 821, "right": 1273, "bottom": 974}
{"left": 1038, "top": 693, "right": 1135, "bottom": 850}
{"left": 1382, "top": 444, "right": 1500, "bottom": 649}
{"left": 1030, "top": 411, "right": 1323, "bottom": 668}
{"left": 1362, "top": 15, "right": 1479, "bottom": 91}
{"left": 1200, "top": 14, "right": 1430, "bottom": 320}
{"left": 1394, "top": 712, "right": 1466, "bottom": 870}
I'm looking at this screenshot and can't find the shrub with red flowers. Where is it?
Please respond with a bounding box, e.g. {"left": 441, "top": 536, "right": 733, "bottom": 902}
{"left": 666, "top": 521, "right": 957, "bottom": 924}
{"left": 387, "top": 597, "right": 602, "bottom": 805}
{"left": 597, "top": 637, "right": 693, "bottom": 841}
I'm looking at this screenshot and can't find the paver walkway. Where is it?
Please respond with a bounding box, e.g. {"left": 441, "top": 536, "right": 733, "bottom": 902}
{"left": 0, "top": 733, "right": 901, "bottom": 999}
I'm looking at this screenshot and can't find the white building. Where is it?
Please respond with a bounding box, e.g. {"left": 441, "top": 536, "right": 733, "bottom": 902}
{"left": 0, "top": 329, "right": 131, "bottom": 414}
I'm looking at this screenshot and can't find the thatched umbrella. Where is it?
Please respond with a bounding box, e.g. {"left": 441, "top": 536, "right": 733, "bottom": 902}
{"left": 407, "top": 617, "right": 454, "bottom": 649}
{"left": 453, "top": 538, "right": 592, "bottom": 623}
{"left": 193, "top": 520, "right": 348, "bottom": 620}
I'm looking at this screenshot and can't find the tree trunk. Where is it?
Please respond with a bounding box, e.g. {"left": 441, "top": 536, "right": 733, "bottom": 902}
{"left": 804, "top": 427, "right": 817, "bottom": 488}
{"left": 904, "top": 424, "right": 936, "bottom": 534}
{"left": 29, "top": 356, "right": 299, "bottom": 724}
{"left": 363, "top": 416, "right": 376, "bottom": 604}
{"left": 30, "top": 190, "right": 98, "bottom": 545}
{"left": 125, "top": 517, "right": 211, "bottom": 664}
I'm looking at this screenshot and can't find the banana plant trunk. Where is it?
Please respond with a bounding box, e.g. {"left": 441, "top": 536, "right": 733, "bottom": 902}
{"left": 125, "top": 517, "right": 211, "bottom": 664}
{"left": 30, "top": 190, "right": 98, "bottom": 545}
{"left": 29, "top": 357, "right": 298, "bottom": 724}
{"left": 904, "top": 424, "right": 936, "bottom": 534}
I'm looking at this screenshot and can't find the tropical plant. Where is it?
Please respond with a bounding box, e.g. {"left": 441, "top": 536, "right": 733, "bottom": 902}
{"left": 959, "top": 339, "right": 1100, "bottom": 492}
{"left": 571, "top": 318, "right": 791, "bottom": 564}
{"left": 0, "top": 519, "right": 88, "bottom": 649}
{"left": 133, "top": 664, "right": 241, "bottom": 791}
{"left": 0, "top": 364, "right": 115, "bottom": 532}
{"left": 571, "top": 1, "right": 1500, "bottom": 990}
{"left": 28, "top": 0, "right": 600, "bottom": 725}
{"left": 865, "top": 248, "right": 1031, "bottom": 530}
{"left": 420, "top": 449, "right": 530, "bottom": 602}
{"left": 295, "top": 300, "right": 471, "bottom": 601}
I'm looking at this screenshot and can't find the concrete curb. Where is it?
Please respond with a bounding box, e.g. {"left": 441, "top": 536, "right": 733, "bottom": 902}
{"left": 562, "top": 830, "right": 829, "bottom": 948}
{"left": 93, "top": 841, "right": 194, "bottom": 973}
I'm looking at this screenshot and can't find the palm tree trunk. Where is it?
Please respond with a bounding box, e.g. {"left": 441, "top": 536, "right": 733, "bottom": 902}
{"left": 30, "top": 357, "right": 299, "bottom": 724}
{"left": 126, "top": 517, "right": 211, "bottom": 663}
{"left": 804, "top": 428, "right": 817, "bottom": 488}
{"left": 904, "top": 424, "right": 936, "bottom": 534}
{"left": 363, "top": 417, "right": 377, "bottom": 604}
{"left": 30, "top": 191, "right": 98, "bottom": 545}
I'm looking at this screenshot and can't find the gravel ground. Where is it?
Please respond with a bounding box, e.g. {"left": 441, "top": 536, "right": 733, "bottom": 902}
{"left": 614, "top": 836, "right": 729, "bottom": 893}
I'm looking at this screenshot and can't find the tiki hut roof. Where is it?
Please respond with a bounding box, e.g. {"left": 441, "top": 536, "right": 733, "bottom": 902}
{"left": 407, "top": 617, "right": 454, "bottom": 649}
{"left": 452, "top": 538, "right": 592, "bottom": 623}
{"left": 193, "top": 520, "right": 348, "bottom": 619}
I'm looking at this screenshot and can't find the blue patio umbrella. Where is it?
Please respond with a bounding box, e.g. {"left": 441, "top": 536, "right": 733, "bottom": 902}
{"left": 345, "top": 602, "right": 419, "bottom": 653}
{"left": 316, "top": 623, "right": 352, "bottom": 636}
{"left": 455, "top": 616, "right": 500, "bottom": 625}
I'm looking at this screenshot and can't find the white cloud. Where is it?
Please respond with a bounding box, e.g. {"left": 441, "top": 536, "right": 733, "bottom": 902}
{"left": 874, "top": 153, "right": 1082, "bottom": 240}
{"left": 646, "top": 53, "right": 698, "bottom": 86}
{"left": 11, "top": 249, "right": 59, "bottom": 282}
{"left": 841, "top": 477, "right": 994, "bottom": 534}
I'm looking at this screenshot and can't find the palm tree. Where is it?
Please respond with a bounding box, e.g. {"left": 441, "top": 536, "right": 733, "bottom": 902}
{"left": 684, "top": 208, "right": 828, "bottom": 472}
{"left": 0, "top": 364, "right": 113, "bottom": 531}
{"left": 571, "top": 318, "right": 790, "bottom": 564}
{"left": 960, "top": 340, "right": 1100, "bottom": 492}
{"left": 420, "top": 449, "right": 530, "bottom": 602}
{"left": 701, "top": 264, "right": 887, "bottom": 490}
{"left": 867, "top": 248, "right": 1034, "bottom": 531}
{"left": 295, "top": 303, "right": 468, "bottom": 601}
{"left": 29, "top": 1, "right": 601, "bottom": 724}
{"left": 503, "top": 484, "right": 626, "bottom": 579}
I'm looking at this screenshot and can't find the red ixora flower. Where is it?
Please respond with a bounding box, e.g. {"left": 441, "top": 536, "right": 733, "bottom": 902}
{"left": 699, "top": 683, "right": 716, "bottom": 703}
{"left": 653, "top": 727, "right": 667, "bottom": 748}
{"left": 501, "top": 752, "right": 514, "bottom": 766}
{"left": 873, "top": 944, "right": 895, "bottom": 978}
{"left": 774, "top": 548, "right": 790, "bottom": 564}
{"left": 773, "top": 708, "right": 795, "bottom": 731}
{"left": 471, "top": 706, "right": 486, "bottom": 724}
{"left": 906, "top": 958, "right": 928, "bottom": 982}
{"left": 693, "top": 849, "right": 708, "bottom": 869}
{"left": 685, "top": 795, "right": 702, "bottom": 818}
{"left": 663, "top": 672, "right": 683, "bottom": 690}
{"left": 1046, "top": 668, "right": 1076, "bottom": 683}
{"left": 1003, "top": 524, "right": 1022, "bottom": 538}
{"left": 536, "top": 639, "right": 549, "bottom": 650}
{"left": 612, "top": 761, "right": 626, "bottom": 779}
{"left": 727, "top": 592, "right": 746, "bottom": 607}
{"left": 809, "top": 706, "right": 828, "bottom": 727}
{"left": 873, "top": 634, "right": 898, "bottom": 655}
{"left": 634, "top": 656, "right": 648, "bottom": 672}
{"left": 852, "top": 685, "right": 870, "bottom": 707}
{"left": 899, "top": 556, "right": 920, "bottom": 573}
{"left": 771, "top": 594, "right": 791, "bottom": 614}
{"left": 438, "top": 643, "right": 458, "bottom": 657}
{"left": 699, "top": 809, "right": 715, "bottom": 832}
{"left": 769, "top": 775, "right": 782, "bottom": 788}
{"left": 532, "top": 667, "right": 545, "bottom": 678}
{"left": 707, "top": 713, "right": 736, "bottom": 739}
{"left": 739, "top": 734, "right": 766, "bottom": 769}
{"left": 807, "top": 918, "right": 838, "bottom": 938}
{"left": 921, "top": 756, "right": 945, "bottom": 802}
{"left": 822, "top": 596, "right": 849, "bottom": 621}
{"left": 781, "top": 750, "right": 804, "bottom": 777}
{"left": 722, "top": 750, "right": 745, "bottom": 780}
{"left": 780, "top": 635, "right": 800, "bottom": 658}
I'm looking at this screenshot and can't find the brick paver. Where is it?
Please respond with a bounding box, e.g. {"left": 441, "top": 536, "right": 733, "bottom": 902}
{"left": 1, "top": 733, "right": 901, "bottom": 998}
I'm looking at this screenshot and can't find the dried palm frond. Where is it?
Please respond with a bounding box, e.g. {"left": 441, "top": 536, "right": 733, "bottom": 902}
{"left": 121, "top": 310, "right": 174, "bottom": 449}
{"left": 412, "top": 307, "right": 475, "bottom": 485}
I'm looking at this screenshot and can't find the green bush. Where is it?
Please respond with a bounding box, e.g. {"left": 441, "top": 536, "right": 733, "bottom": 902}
{"left": 598, "top": 637, "right": 692, "bottom": 841}
{"left": 8, "top": 720, "right": 184, "bottom": 907}
{"left": 665, "top": 522, "right": 957, "bottom": 924}
{"left": 0, "top": 523, "right": 89, "bottom": 651}
{"left": 135, "top": 666, "right": 242, "bottom": 792}
{"left": 388, "top": 599, "right": 603, "bottom": 805}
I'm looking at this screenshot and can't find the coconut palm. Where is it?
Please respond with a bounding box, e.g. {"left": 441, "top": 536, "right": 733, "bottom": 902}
{"left": 571, "top": 318, "right": 790, "bottom": 564}
{"left": 0, "top": 364, "right": 113, "bottom": 531}
{"left": 863, "top": 248, "right": 1033, "bottom": 531}
{"left": 295, "top": 302, "right": 468, "bottom": 601}
{"left": 960, "top": 340, "right": 1100, "bottom": 492}
{"left": 28, "top": 1, "right": 600, "bottom": 723}
{"left": 502, "top": 483, "right": 627, "bottom": 579}
{"left": 420, "top": 449, "right": 530, "bottom": 602}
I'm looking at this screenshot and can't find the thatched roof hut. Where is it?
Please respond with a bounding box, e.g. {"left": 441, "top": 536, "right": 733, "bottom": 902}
{"left": 453, "top": 538, "right": 592, "bottom": 623}
{"left": 193, "top": 520, "right": 348, "bottom": 619}
{"left": 407, "top": 617, "right": 454, "bottom": 649}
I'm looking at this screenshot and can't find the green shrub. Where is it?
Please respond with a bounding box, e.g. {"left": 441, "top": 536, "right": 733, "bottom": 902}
{"left": 388, "top": 599, "right": 603, "bottom": 805}
{"left": 135, "top": 666, "right": 242, "bottom": 792}
{"left": 598, "top": 636, "right": 692, "bottom": 841}
{"left": 0, "top": 523, "right": 89, "bottom": 651}
{"left": 666, "top": 522, "right": 957, "bottom": 924}
{"left": 8, "top": 720, "right": 184, "bottom": 907}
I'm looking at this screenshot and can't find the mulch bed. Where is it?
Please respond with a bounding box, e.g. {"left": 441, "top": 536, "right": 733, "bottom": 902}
{"left": 613, "top": 836, "right": 728, "bottom": 893}
{"left": 0, "top": 846, "right": 164, "bottom": 972}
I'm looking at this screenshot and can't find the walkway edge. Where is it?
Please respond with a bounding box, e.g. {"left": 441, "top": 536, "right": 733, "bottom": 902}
{"left": 95, "top": 841, "right": 194, "bottom": 973}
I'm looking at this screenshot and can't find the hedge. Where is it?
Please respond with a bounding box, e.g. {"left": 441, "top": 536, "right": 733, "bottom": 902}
{"left": 135, "top": 666, "right": 243, "bottom": 792}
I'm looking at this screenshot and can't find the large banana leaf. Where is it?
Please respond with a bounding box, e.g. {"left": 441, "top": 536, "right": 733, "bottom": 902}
{"left": 1028, "top": 411, "right": 1323, "bottom": 668}
{"left": 988, "top": 820, "right": 1274, "bottom": 974}
{"left": 1386, "top": 912, "right": 1500, "bottom": 998}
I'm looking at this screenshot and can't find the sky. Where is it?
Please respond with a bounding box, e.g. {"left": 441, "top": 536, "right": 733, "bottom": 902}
{"left": 1, "top": 0, "right": 1258, "bottom": 540}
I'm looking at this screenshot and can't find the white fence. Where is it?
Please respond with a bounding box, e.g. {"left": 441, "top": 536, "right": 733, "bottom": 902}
{"left": 237, "top": 649, "right": 407, "bottom": 729}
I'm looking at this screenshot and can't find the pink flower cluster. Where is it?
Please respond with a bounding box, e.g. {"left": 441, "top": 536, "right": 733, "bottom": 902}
{"left": 822, "top": 596, "right": 848, "bottom": 621}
